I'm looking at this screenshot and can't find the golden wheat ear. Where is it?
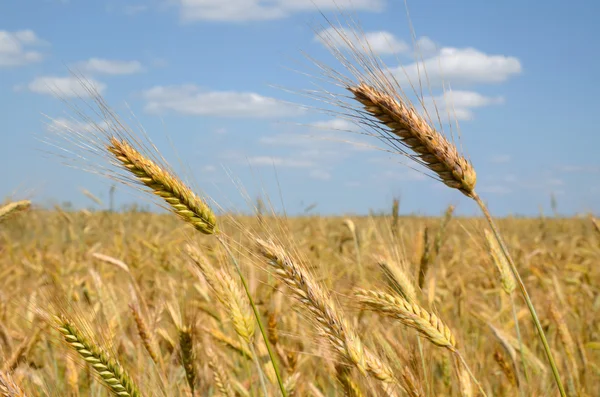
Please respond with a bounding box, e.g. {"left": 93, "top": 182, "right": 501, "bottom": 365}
{"left": 348, "top": 83, "right": 476, "bottom": 197}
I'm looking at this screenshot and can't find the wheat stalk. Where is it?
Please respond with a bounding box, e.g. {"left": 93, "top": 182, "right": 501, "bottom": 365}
{"left": 55, "top": 315, "right": 141, "bottom": 397}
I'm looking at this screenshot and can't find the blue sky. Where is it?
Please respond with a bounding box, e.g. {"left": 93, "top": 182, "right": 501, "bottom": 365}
{"left": 1, "top": 0, "right": 599, "bottom": 216}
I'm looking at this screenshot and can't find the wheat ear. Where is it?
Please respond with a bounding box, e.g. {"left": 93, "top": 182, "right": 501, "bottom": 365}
{"left": 178, "top": 325, "right": 196, "bottom": 395}
{"left": 107, "top": 137, "right": 217, "bottom": 235}
{"left": 56, "top": 316, "right": 141, "bottom": 397}
{"left": 0, "top": 371, "right": 27, "bottom": 397}
{"left": 0, "top": 201, "right": 31, "bottom": 222}
{"left": 354, "top": 289, "right": 455, "bottom": 349}
{"left": 130, "top": 305, "right": 159, "bottom": 366}
{"left": 349, "top": 83, "right": 477, "bottom": 197}
{"left": 207, "top": 348, "right": 235, "bottom": 397}
{"left": 256, "top": 238, "right": 398, "bottom": 393}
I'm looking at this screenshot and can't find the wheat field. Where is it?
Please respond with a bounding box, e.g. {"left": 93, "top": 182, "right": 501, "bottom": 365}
{"left": 1, "top": 205, "right": 598, "bottom": 396}
{"left": 1, "top": 6, "right": 599, "bottom": 397}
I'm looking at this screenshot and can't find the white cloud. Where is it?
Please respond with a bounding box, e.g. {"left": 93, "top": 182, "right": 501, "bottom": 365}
{"left": 177, "top": 0, "right": 384, "bottom": 22}
{"left": 76, "top": 58, "right": 143, "bottom": 75}
{"left": 27, "top": 76, "right": 106, "bottom": 97}
{"left": 425, "top": 90, "right": 504, "bottom": 120}
{"left": 0, "top": 30, "right": 45, "bottom": 67}
{"left": 392, "top": 47, "right": 522, "bottom": 87}
{"left": 142, "top": 85, "right": 301, "bottom": 118}
{"left": 246, "top": 156, "right": 314, "bottom": 168}
{"left": 316, "top": 27, "right": 408, "bottom": 55}
{"left": 413, "top": 36, "right": 438, "bottom": 58}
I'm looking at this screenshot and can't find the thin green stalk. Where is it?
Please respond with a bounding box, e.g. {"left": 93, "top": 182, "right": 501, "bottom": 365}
{"left": 248, "top": 341, "right": 269, "bottom": 397}
{"left": 509, "top": 292, "right": 529, "bottom": 394}
{"left": 454, "top": 351, "right": 488, "bottom": 397}
{"left": 217, "top": 236, "right": 287, "bottom": 397}
{"left": 473, "top": 193, "right": 566, "bottom": 397}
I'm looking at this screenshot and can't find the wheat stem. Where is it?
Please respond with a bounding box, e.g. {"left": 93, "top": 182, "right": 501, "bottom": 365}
{"left": 473, "top": 193, "right": 566, "bottom": 397}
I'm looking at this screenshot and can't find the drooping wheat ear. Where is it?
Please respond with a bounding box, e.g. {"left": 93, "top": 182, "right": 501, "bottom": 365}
{"left": 0, "top": 201, "right": 31, "bottom": 223}
{"left": 129, "top": 305, "right": 159, "bottom": 365}
{"left": 0, "top": 371, "right": 27, "bottom": 397}
{"left": 256, "top": 239, "right": 398, "bottom": 388}
{"left": 354, "top": 289, "right": 455, "bottom": 349}
{"left": 348, "top": 83, "right": 477, "bottom": 197}
{"left": 177, "top": 325, "right": 196, "bottom": 395}
{"left": 55, "top": 316, "right": 141, "bottom": 397}
{"left": 335, "top": 365, "right": 364, "bottom": 397}
{"left": 107, "top": 137, "right": 217, "bottom": 234}
{"left": 207, "top": 348, "right": 235, "bottom": 397}
{"left": 377, "top": 256, "right": 417, "bottom": 305}
{"left": 484, "top": 229, "right": 515, "bottom": 295}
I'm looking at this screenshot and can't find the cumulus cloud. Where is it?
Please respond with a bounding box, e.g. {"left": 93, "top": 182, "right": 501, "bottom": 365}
{"left": 27, "top": 76, "right": 106, "bottom": 97}
{"left": 176, "top": 0, "right": 384, "bottom": 22}
{"left": 424, "top": 90, "right": 504, "bottom": 120}
{"left": 392, "top": 47, "right": 522, "bottom": 88}
{"left": 315, "top": 27, "right": 408, "bottom": 55}
{"left": 142, "top": 85, "right": 301, "bottom": 118}
{"left": 75, "top": 58, "right": 143, "bottom": 75}
{"left": 0, "top": 30, "right": 45, "bottom": 67}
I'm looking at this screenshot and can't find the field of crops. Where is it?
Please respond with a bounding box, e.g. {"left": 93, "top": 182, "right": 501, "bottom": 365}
{"left": 1, "top": 204, "right": 599, "bottom": 396}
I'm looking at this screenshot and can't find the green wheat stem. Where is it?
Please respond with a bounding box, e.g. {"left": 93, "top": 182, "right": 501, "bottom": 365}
{"left": 217, "top": 236, "right": 287, "bottom": 397}
{"left": 473, "top": 193, "right": 566, "bottom": 397}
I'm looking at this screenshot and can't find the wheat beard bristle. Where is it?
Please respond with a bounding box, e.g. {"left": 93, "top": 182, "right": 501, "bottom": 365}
{"left": 348, "top": 82, "right": 477, "bottom": 197}
{"left": 107, "top": 137, "right": 217, "bottom": 234}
